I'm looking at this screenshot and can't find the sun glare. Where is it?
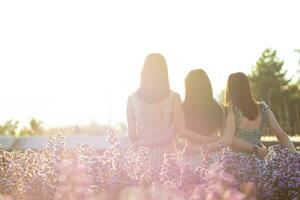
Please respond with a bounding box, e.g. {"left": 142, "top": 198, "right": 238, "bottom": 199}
{"left": 0, "top": 0, "right": 299, "bottom": 127}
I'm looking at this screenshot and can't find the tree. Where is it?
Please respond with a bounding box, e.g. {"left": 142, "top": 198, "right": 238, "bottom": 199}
{"left": 29, "top": 118, "right": 43, "bottom": 135}
{"left": 295, "top": 49, "right": 300, "bottom": 85}
{"left": 0, "top": 118, "right": 44, "bottom": 136}
{"left": 250, "top": 49, "right": 290, "bottom": 104}
{"left": 249, "top": 48, "right": 292, "bottom": 131}
{"left": 0, "top": 120, "right": 19, "bottom": 136}
{"left": 286, "top": 84, "right": 300, "bottom": 134}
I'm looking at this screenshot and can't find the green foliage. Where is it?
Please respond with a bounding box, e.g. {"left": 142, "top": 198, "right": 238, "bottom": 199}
{"left": 0, "top": 118, "right": 43, "bottom": 137}
{"left": 295, "top": 49, "right": 300, "bottom": 84}
{"left": 19, "top": 128, "right": 32, "bottom": 136}
{"left": 29, "top": 118, "right": 43, "bottom": 135}
{"left": 249, "top": 48, "right": 290, "bottom": 105}
{"left": 0, "top": 120, "right": 19, "bottom": 136}
{"left": 115, "top": 122, "right": 128, "bottom": 136}
{"left": 249, "top": 48, "right": 300, "bottom": 135}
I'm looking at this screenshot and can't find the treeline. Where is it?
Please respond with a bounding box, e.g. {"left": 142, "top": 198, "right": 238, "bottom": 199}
{"left": 245, "top": 48, "right": 299, "bottom": 135}
{"left": 0, "top": 119, "right": 43, "bottom": 136}
{"left": 0, "top": 119, "right": 127, "bottom": 137}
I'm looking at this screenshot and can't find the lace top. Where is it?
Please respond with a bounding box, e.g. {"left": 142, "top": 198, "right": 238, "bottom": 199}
{"left": 130, "top": 91, "right": 174, "bottom": 140}
{"left": 129, "top": 91, "right": 176, "bottom": 169}
{"left": 234, "top": 102, "right": 269, "bottom": 146}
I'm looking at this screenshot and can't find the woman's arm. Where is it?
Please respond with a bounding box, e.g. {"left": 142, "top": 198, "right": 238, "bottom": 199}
{"left": 267, "top": 109, "right": 297, "bottom": 152}
{"left": 206, "top": 109, "right": 235, "bottom": 150}
{"left": 206, "top": 107, "right": 268, "bottom": 158}
{"left": 189, "top": 137, "right": 268, "bottom": 159}
{"left": 231, "top": 138, "right": 268, "bottom": 159}
{"left": 127, "top": 96, "right": 139, "bottom": 142}
{"left": 135, "top": 124, "right": 176, "bottom": 147}
{"left": 173, "top": 93, "right": 219, "bottom": 143}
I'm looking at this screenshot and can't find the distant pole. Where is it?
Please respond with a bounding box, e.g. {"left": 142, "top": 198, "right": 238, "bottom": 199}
{"left": 108, "top": 89, "right": 111, "bottom": 127}
{"left": 107, "top": 68, "right": 112, "bottom": 128}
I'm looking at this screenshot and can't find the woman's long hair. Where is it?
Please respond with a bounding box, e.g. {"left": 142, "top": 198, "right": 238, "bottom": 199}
{"left": 137, "top": 53, "right": 170, "bottom": 103}
{"left": 183, "top": 69, "right": 223, "bottom": 132}
{"left": 225, "top": 72, "right": 258, "bottom": 120}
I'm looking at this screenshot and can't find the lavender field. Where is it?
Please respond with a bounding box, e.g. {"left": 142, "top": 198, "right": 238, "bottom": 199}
{"left": 0, "top": 132, "right": 299, "bottom": 200}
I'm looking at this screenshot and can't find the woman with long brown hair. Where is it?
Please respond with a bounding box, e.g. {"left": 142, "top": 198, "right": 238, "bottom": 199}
{"left": 127, "top": 54, "right": 218, "bottom": 170}
{"left": 182, "top": 70, "right": 268, "bottom": 167}
{"left": 225, "top": 72, "right": 296, "bottom": 153}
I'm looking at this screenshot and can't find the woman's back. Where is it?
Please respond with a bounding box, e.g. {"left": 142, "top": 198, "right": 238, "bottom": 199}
{"left": 238, "top": 107, "right": 262, "bottom": 131}
{"left": 128, "top": 91, "right": 176, "bottom": 169}
{"left": 185, "top": 117, "right": 217, "bottom": 137}
{"left": 234, "top": 102, "right": 269, "bottom": 145}
{"left": 129, "top": 91, "right": 174, "bottom": 138}
{"left": 184, "top": 105, "right": 223, "bottom": 155}
{"left": 184, "top": 104, "right": 223, "bottom": 137}
{"left": 182, "top": 69, "right": 223, "bottom": 158}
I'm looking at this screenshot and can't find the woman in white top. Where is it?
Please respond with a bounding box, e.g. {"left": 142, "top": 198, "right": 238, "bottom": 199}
{"left": 127, "top": 53, "right": 218, "bottom": 170}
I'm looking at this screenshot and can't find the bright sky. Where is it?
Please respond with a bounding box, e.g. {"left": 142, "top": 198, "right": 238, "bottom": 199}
{"left": 0, "top": 0, "right": 300, "bottom": 128}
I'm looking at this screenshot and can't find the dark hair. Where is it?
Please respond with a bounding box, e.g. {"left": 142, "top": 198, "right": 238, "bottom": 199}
{"left": 225, "top": 72, "right": 258, "bottom": 120}
{"left": 137, "top": 53, "right": 170, "bottom": 103}
{"left": 183, "top": 69, "right": 223, "bottom": 132}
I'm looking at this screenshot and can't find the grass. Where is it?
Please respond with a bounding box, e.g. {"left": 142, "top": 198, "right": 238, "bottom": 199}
{"left": 261, "top": 135, "right": 300, "bottom": 142}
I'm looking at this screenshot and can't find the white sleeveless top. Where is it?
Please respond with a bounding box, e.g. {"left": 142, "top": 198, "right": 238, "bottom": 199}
{"left": 130, "top": 91, "right": 176, "bottom": 169}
